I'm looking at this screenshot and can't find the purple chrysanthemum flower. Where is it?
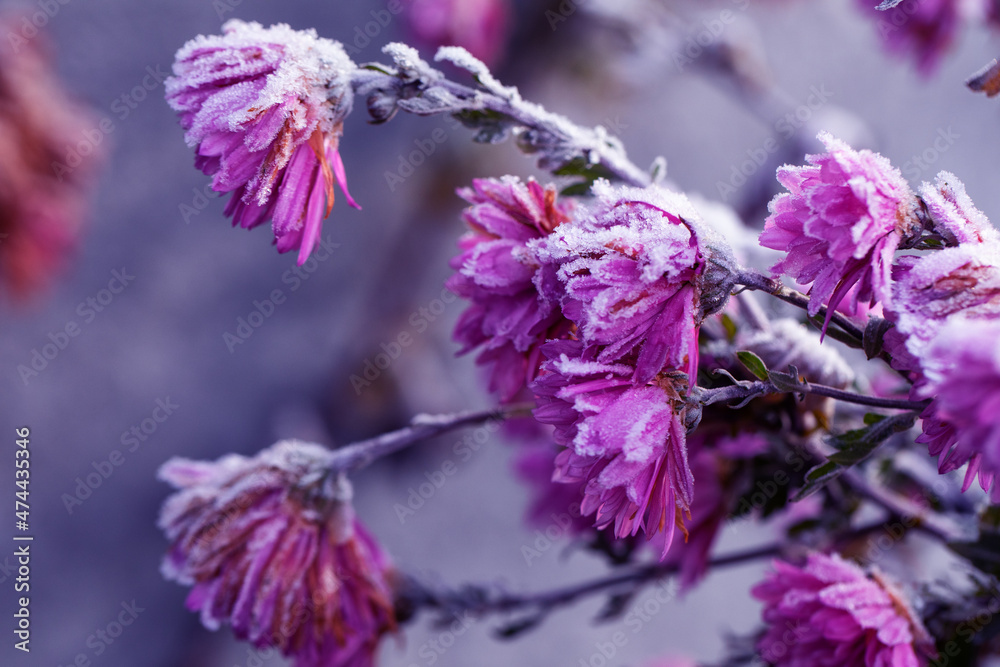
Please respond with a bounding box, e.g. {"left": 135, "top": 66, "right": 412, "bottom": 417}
{"left": 532, "top": 339, "right": 695, "bottom": 557}
{"left": 912, "top": 319, "right": 1000, "bottom": 501}
{"left": 760, "top": 132, "right": 919, "bottom": 329}
{"left": 166, "top": 20, "right": 359, "bottom": 264}
{"left": 447, "top": 176, "right": 573, "bottom": 401}
{"left": 158, "top": 441, "right": 396, "bottom": 667}
{"left": 753, "top": 552, "right": 934, "bottom": 667}
{"left": 533, "top": 180, "right": 733, "bottom": 384}
{"left": 857, "top": 0, "right": 963, "bottom": 76}
{"left": 919, "top": 171, "right": 999, "bottom": 247}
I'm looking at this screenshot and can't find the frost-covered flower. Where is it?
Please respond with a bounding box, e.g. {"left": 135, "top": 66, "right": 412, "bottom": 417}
{"left": 890, "top": 242, "right": 1000, "bottom": 355}
{"left": 920, "top": 171, "right": 999, "bottom": 247}
{"left": 534, "top": 181, "right": 734, "bottom": 384}
{"left": 857, "top": 0, "right": 964, "bottom": 75}
{"left": 0, "top": 18, "right": 102, "bottom": 297}
{"left": 406, "top": 0, "right": 510, "bottom": 66}
{"left": 167, "top": 20, "right": 359, "bottom": 264}
{"left": 912, "top": 319, "right": 1000, "bottom": 501}
{"left": 158, "top": 441, "right": 396, "bottom": 667}
{"left": 760, "top": 132, "right": 919, "bottom": 328}
{"left": 447, "top": 176, "right": 573, "bottom": 401}
{"left": 532, "top": 340, "right": 694, "bottom": 557}
{"left": 753, "top": 552, "right": 934, "bottom": 667}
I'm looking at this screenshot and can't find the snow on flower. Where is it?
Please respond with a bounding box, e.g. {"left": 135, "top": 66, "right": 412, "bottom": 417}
{"left": 760, "top": 132, "right": 919, "bottom": 329}
{"left": 158, "top": 440, "right": 396, "bottom": 667}
{"left": 532, "top": 339, "right": 695, "bottom": 558}
{"left": 919, "top": 171, "right": 999, "bottom": 247}
{"left": 166, "top": 20, "right": 359, "bottom": 264}
{"left": 533, "top": 180, "right": 734, "bottom": 385}
{"left": 753, "top": 552, "right": 934, "bottom": 667}
{"left": 447, "top": 176, "right": 573, "bottom": 401}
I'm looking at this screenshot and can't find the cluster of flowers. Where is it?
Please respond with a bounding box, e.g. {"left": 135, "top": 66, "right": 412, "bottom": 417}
{"left": 761, "top": 131, "right": 1000, "bottom": 503}
{"left": 447, "top": 175, "right": 741, "bottom": 559}
{"left": 157, "top": 17, "right": 1000, "bottom": 667}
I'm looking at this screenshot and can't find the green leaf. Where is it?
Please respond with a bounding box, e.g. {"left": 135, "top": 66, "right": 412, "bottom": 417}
{"left": 720, "top": 314, "right": 738, "bottom": 341}
{"left": 793, "top": 413, "right": 916, "bottom": 500}
{"left": 736, "top": 351, "right": 769, "bottom": 381}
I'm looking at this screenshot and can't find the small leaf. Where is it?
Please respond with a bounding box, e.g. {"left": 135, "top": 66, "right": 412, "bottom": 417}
{"left": 768, "top": 365, "right": 806, "bottom": 393}
{"left": 863, "top": 413, "right": 887, "bottom": 426}
{"left": 863, "top": 317, "right": 892, "bottom": 360}
{"left": 794, "top": 461, "right": 843, "bottom": 500}
{"left": 560, "top": 182, "right": 592, "bottom": 197}
{"left": 720, "top": 313, "right": 738, "bottom": 341}
{"left": 736, "top": 351, "right": 769, "bottom": 381}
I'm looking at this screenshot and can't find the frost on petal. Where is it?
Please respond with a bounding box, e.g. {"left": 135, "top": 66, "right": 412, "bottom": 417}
{"left": 760, "top": 132, "right": 918, "bottom": 327}
{"left": 157, "top": 441, "right": 396, "bottom": 667}
{"left": 447, "top": 176, "right": 574, "bottom": 402}
{"left": 532, "top": 341, "right": 694, "bottom": 559}
{"left": 754, "top": 552, "right": 934, "bottom": 667}
{"left": 167, "top": 20, "right": 359, "bottom": 262}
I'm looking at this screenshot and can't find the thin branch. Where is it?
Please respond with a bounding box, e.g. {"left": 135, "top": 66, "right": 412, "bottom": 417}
{"left": 352, "top": 44, "right": 653, "bottom": 188}
{"left": 696, "top": 379, "right": 929, "bottom": 412}
{"left": 736, "top": 271, "right": 866, "bottom": 343}
{"left": 403, "top": 542, "right": 781, "bottom": 621}
{"left": 327, "top": 403, "right": 534, "bottom": 473}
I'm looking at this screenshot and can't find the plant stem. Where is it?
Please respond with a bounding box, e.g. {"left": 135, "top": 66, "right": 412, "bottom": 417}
{"left": 697, "top": 380, "right": 929, "bottom": 412}
{"left": 327, "top": 403, "right": 533, "bottom": 473}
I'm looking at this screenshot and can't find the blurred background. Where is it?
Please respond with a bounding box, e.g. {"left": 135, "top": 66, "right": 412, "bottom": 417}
{"left": 0, "top": 0, "right": 999, "bottom": 665}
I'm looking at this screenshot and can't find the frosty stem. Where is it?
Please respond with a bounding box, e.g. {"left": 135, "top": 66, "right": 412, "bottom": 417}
{"left": 352, "top": 44, "right": 654, "bottom": 188}
{"left": 696, "top": 379, "right": 929, "bottom": 412}
{"left": 326, "top": 403, "right": 533, "bottom": 474}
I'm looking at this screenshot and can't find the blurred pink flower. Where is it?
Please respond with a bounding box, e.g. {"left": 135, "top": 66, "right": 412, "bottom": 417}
{"left": 158, "top": 441, "right": 396, "bottom": 667}
{"left": 753, "top": 552, "right": 934, "bottom": 667}
{"left": 167, "top": 20, "right": 359, "bottom": 264}
{"left": 760, "top": 132, "right": 919, "bottom": 330}
{"left": 447, "top": 176, "right": 573, "bottom": 401}
{"left": 857, "top": 0, "right": 964, "bottom": 75}
{"left": 0, "top": 16, "right": 102, "bottom": 298}
{"left": 406, "top": 0, "right": 510, "bottom": 67}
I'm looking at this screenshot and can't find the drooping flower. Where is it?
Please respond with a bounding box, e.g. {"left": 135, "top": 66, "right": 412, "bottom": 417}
{"left": 760, "top": 132, "right": 919, "bottom": 328}
{"left": 405, "top": 0, "right": 510, "bottom": 67}
{"left": 158, "top": 441, "right": 396, "bottom": 667}
{"left": 447, "top": 176, "right": 573, "bottom": 401}
{"left": 166, "top": 20, "right": 359, "bottom": 264}
{"left": 919, "top": 171, "right": 999, "bottom": 247}
{"left": 533, "top": 180, "right": 734, "bottom": 384}
{"left": 911, "top": 319, "right": 1000, "bottom": 501}
{"left": 0, "top": 16, "right": 102, "bottom": 298}
{"left": 857, "top": 0, "right": 965, "bottom": 76}
{"left": 753, "top": 552, "right": 934, "bottom": 667}
{"left": 532, "top": 339, "right": 695, "bottom": 558}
